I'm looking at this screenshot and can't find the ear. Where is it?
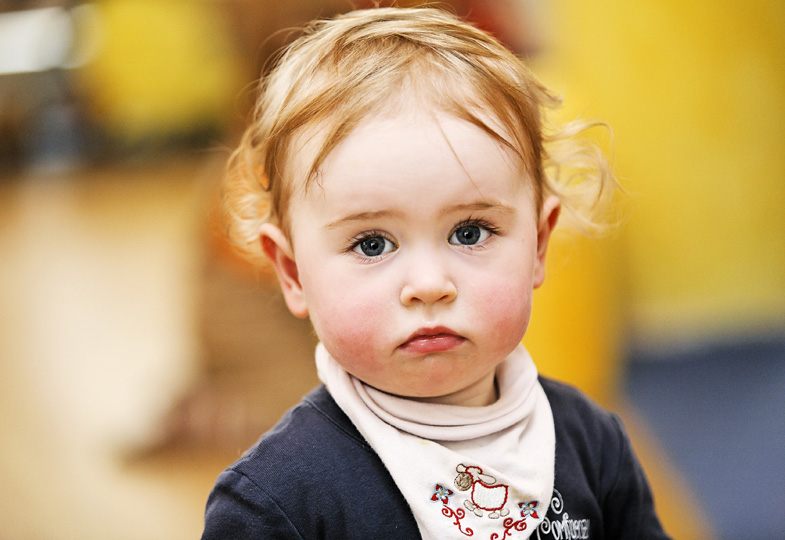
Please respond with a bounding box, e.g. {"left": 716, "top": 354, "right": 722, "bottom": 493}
{"left": 259, "top": 223, "right": 309, "bottom": 318}
{"left": 533, "top": 195, "right": 560, "bottom": 289}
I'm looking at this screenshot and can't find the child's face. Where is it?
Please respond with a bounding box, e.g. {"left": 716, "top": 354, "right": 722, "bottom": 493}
{"left": 261, "top": 109, "right": 559, "bottom": 407}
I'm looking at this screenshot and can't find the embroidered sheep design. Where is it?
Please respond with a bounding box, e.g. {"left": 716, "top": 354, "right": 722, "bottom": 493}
{"left": 454, "top": 464, "right": 511, "bottom": 519}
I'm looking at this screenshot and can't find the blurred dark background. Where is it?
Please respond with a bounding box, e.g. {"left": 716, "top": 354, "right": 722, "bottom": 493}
{"left": 1, "top": 1, "right": 782, "bottom": 539}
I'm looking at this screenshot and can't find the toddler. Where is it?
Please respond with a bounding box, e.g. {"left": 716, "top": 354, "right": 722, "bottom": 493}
{"left": 202, "top": 7, "right": 670, "bottom": 540}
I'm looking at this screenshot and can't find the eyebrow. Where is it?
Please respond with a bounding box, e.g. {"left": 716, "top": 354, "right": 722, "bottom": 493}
{"left": 446, "top": 201, "right": 517, "bottom": 217}
{"left": 324, "top": 200, "right": 516, "bottom": 230}
{"left": 324, "top": 210, "right": 404, "bottom": 230}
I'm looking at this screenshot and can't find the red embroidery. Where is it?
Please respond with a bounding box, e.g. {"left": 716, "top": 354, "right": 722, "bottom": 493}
{"left": 434, "top": 465, "right": 543, "bottom": 538}
{"left": 441, "top": 505, "right": 474, "bottom": 537}
{"left": 455, "top": 464, "right": 510, "bottom": 518}
{"left": 491, "top": 517, "right": 528, "bottom": 539}
{"left": 431, "top": 484, "right": 454, "bottom": 504}
{"left": 519, "top": 500, "right": 540, "bottom": 519}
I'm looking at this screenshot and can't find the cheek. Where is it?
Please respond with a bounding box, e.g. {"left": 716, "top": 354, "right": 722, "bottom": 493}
{"left": 305, "top": 276, "right": 392, "bottom": 365}
{"left": 471, "top": 272, "right": 533, "bottom": 344}
{"left": 324, "top": 301, "right": 384, "bottom": 348}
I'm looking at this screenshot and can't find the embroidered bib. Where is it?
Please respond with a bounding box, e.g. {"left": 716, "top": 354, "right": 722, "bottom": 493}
{"left": 316, "top": 343, "right": 555, "bottom": 539}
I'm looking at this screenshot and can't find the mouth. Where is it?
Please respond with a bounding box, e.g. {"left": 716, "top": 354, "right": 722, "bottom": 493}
{"left": 399, "top": 326, "right": 466, "bottom": 354}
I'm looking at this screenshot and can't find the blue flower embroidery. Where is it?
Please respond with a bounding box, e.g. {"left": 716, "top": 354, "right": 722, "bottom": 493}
{"left": 519, "top": 500, "right": 540, "bottom": 519}
{"left": 431, "top": 484, "right": 454, "bottom": 505}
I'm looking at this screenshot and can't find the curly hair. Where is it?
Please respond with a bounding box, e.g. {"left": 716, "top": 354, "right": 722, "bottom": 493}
{"left": 223, "top": 7, "right": 615, "bottom": 263}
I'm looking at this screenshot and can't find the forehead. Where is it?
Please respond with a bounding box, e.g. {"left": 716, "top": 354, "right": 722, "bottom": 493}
{"left": 284, "top": 66, "right": 525, "bottom": 176}
{"left": 336, "top": 110, "right": 512, "bottom": 177}
{"left": 289, "top": 108, "right": 532, "bottom": 217}
{"left": 292, "top": 104, "right": 527, "bottom": 192}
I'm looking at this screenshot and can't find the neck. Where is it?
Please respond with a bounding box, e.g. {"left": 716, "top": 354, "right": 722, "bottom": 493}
{"left": 410, "top": 372, "right": 499, "bottom": 407}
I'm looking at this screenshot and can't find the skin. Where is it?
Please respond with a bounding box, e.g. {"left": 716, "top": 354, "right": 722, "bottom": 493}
{"left": 261, "top": 108, "right": 559, "bottom": 407}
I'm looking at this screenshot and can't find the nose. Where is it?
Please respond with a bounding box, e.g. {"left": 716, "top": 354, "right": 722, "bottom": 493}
{"left": 399, "top": 252, "right": 457, "bottom": 307}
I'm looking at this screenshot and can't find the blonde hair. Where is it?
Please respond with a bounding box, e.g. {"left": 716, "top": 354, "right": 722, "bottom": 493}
{"left": 224, "top": 7, "right": 615, "bottom": 262}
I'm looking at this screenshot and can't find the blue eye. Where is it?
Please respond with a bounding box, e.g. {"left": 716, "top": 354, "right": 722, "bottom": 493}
{"left": 353, "top": 235, "right": 396, "bottom": 257}
{"left": 449, "top": 224, "right": 491, "bottom": 246}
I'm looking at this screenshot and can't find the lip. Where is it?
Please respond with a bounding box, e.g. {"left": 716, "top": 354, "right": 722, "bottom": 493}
{"left": 399, "top": 326, "right": 466, "bottom": 354}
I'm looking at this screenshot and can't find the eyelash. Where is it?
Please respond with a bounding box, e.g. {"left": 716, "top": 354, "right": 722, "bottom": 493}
{"left": 452, "top": 218, "right": 501, "bottom": 238}
{"left": 347, "top": 230, "right": 397, "bottom": 260}
{"left": 346, "top": 218, "right": 501, "bottom": 260}
{"left": 450, "top": 218, "right": 501, "bottom": 248}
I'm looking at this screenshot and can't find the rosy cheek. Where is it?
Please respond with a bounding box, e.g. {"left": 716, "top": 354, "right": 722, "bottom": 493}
{"left": 316, "top": 290, "right": 389, "bottom": 366}
{"left": 476, "top": 280, "right": 532, "bottom": 345}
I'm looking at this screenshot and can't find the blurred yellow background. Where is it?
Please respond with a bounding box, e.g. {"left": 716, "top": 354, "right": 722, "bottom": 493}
{"left": 527, "top": 0, "right": 785, "bottom": 388}
{"left": 1, "top": 1, "right": 782, "bottom": 538}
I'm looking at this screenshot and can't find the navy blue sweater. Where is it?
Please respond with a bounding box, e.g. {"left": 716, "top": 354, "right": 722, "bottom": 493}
{"left": 202, "top": 377, "right": 671, "bottom": 539}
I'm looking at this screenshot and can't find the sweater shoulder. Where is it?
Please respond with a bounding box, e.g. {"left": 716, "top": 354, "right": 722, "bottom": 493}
{"left": 229, "top": 386, "right": 374, "bottom": 485}
{"left": 205, "top": 386, "right": 419, "bottom": 539}
{"left": 539, "top": 376, "right": 621, "bottom": 440}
